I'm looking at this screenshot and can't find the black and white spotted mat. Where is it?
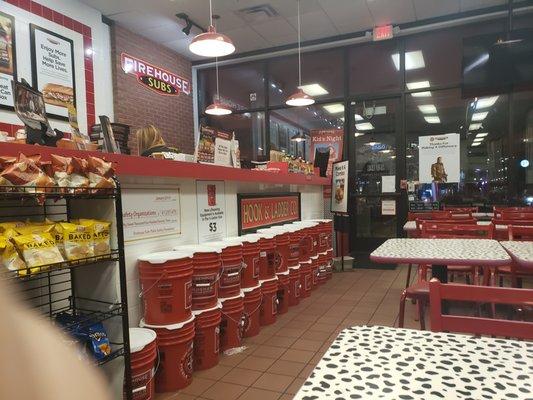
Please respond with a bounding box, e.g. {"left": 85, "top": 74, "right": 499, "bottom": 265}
{"left": 294, "top": 325, "right": 533, "bottom": 400}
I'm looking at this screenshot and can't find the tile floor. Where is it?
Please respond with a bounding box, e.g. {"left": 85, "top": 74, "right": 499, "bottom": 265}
{"left": 155, "top": 266, "right": 423, "bottom": 400}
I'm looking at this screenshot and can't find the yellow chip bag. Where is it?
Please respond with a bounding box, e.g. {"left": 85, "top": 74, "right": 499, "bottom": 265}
{"left": 0, "top": 221, "right": 25, "bottom": 234}
{"left": 12, "top": 233, "right": 64, "bottom": 273}
{"left": 79, "top": 219, "right": 111, "bottom": 256}
{"left": 0, "top": 235, "right": 26, "bottom": 273}
{"left": 16, "top": 224, "right": 54, "bottom": 235}
{"left": 52, "top": 223, "right": 65, "bottom": 257}
{"left": 60, "top": 222, "right": 94, "bottom": 260}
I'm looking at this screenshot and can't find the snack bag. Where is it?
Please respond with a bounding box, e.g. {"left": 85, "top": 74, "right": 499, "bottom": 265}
{"left": 0, "top": 235, "right": 26, "bottom": 273}
{"left": 60, "top": 222, "right": 94, "bottom": 260}
{"left": 12, "top": 233, "right": 64, "bottom": 273}
{"left": 87, "top": 156, "right": 115, "bottom": 178}
{"left": 0, "top": 221, "right": 25, "bottom": 233}
{"left": 87, "top": 322, "right": 112, "bottom": 360}
{"left": 15, "top": 224, "right": 54, "bottom": 235}
{"left": 79, "top": 219, "right": 111, "bottom": 256}
{"left": 50, "top": 154, "right": 89, "bottom": 188}
{"left": 51, "top": 223, "right": 65, "bottom": 257}
{"left": 0, "top": 153, "right": 55, "bottom": 191}
{"left": 88, "top": 172, "right": 115, "bottom": 189}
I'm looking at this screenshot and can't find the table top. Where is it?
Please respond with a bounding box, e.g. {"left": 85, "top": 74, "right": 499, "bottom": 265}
{"left": 501, "top": 241, "right": 533, "bottom": 269}
{"left": 370, "top": 238, "right": 511, "bottom": 266}
{"left": 294, "top": 325, "right": 533, "bottom": 400}
{"left": 403, "top": 220, "right": 506, "bottom": 231}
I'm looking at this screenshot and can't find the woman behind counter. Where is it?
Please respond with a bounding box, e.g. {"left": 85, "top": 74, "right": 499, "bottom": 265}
{"left": 136, "top": 124, "right": 179, "bottom": 157}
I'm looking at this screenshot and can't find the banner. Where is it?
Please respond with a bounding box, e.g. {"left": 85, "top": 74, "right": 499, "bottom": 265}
{"left": 0, "top": 11, "right": 16, "bottom": 109}
{"left": 419, "top": 133, "right": 460, "bottom": 183}
{"left": 121, "top": 52, "right": 191, "bottom": 96}
{"left": 196, "top": 180, "right": 227, "bottom": 242}
{"left": 238, "top": 193, "right": 301, "bottom": 234}
{"left": 310, "top": 129, "right": 344, "bottom": 177}
{"left": 331, "top": 160, "right": 349, "bottom": 214}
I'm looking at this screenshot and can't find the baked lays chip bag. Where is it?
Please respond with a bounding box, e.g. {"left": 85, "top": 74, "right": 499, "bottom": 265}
{"left": 78, "top": 219, "right": 111, "bottom": 256}
{"left": 60, "top": 222, "right": 94, "bottom": 261}
{"left": 12, "top": 233, "right": 64, "bottom": 274}
{"left": 0, "top": 235, "right": 26, "bottom": 273}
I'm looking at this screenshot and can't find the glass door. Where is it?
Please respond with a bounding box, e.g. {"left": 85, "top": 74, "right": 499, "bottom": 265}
{"left": 348, "top": 97, "right": 403, "bottom": 259}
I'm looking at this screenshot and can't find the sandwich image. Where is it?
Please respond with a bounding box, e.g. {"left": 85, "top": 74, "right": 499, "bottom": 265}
{"left": 42, "top": 83, "right": 74, "bottom": 107}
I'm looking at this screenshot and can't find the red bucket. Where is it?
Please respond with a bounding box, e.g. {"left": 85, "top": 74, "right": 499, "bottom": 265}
{"left": 288, "top": 266, "right": 301, "bottom": 306}
{"left": 283, "top": 225, "right": 300, "bottom": 269}
{"left": 128, "top": 328, "right": 157, "bottom": 400}
{"left": 138, "top": 250, "right": 194, "bottom": 325}
{"left": 258, "top": 233, "right": 277, "bottom": 280}
{"left": 141, "top": 316, "right": 195, "bottom": 393}
{"left": 175, "top": 245, "right": 222, "bottom": 311}
{"left": 208, "top": 240, "right": 243, "bottom": 298}
{"left": 276, "top": 271, "right": 290, "bottom": 314}
{"left": 299, "top": 260, "right": 313, "bottom": 298}
{"left": 310, "top": 255, "right": 320, "bottom": 289}
{"left": 260, "top": 277, "right": 278, "bottom": 326}
{"left": 192, "top": 303, "right": 221, "bottom": 371}
{"left": 238, "top": 234, "right": 261, "bottom": 289}
{"left": 317, "top": 251, "right": 328, "bottom": 285}
{"left": 242, "top": 284, "right": 262, "bottom": 338}
{"left": 220, "top": 293, "right": 245, "bottom": 351}
{"left": 326, "top": 248, "right": 333, "bottom": 279}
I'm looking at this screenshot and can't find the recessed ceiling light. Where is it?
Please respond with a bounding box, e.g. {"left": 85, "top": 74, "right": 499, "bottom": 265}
{"left": 476, "top": 132, "right": 488, "bottom": 138}
{"left": 298, "top": 83, "right": 329, "bottom": 96}
{"left": 366, "top": 141, "right": 380, "bottom": 146}
{"left": 472, "top": 111, "right": 488, "bottom": 121}
{"left": 473, "top": 96, "right": 499, "bottom": 109}
{"left": 471, "top": 142, "right": 481, "bottom": 146}
{"left": 380, "top": 149, "right": 392, "bottom": 153}
{"left": 406, "top": 80, "right": 430, "bottom": 90}
{"left": 411, "top": 91, "right": 432, "bottom": 97}
{"left": 391, "top": 50, "right": 425, "bottom": 71}
{"left": 424, "top": 116, "right": 440, "bottom": 124}
{"left": 469, "top": 123, "right": 482, "bottom": 130}
{"left": 354, "top": 132, "right": 365, "bottom": 137}
{"left": 418, "top": 104, "right": 437, "bottom": 114}
{"left": 356, "top": 122, "right": 374, "bottom": 130}
{"left": 473, "top": 138, "right": 484, "bottom": 142}
{"left": 323, "top": 103, "right": 344, "bottom": 114}
{"left": 354, "top": 114, "right": 364, "bottom": 121}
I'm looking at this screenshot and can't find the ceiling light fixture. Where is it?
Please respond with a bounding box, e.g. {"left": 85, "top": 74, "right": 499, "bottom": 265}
{"left": 286, "top": 0, "right": 314, "bottom": 107}
{"left": 469, "top": 123, "right": 482, "bottom": 130}
{"left": 356, "top": 122, "right": 374, "bottom": 131}
{"left": 473, "top": 138, "right": 484, "bottom": 142}
{"left": 424, "top": 116, "right": 440, "bottom": 124}
{"left": 411, "top": 91, "right": 432, "bottom": 97}
{"left": 189, "top": 0, "right": 235, "bottom": 57}
{"left": 392, "top": 50, "right": 425, "bottom": 71}
{"left": 472, "top": 111, "right": 488, "bottom": 121}
{"left": 418, "top": 104, "right": 437, "bottom": 114}
{"left": 354, "top": 132, "right": 365, "bottom": 137}
{"left": 406, "top": 80, "right": 430, "bottom": 90}
{"left": 323, "top": 103, "right": 344, "bottom": 114}
{"left": 354, "top": 114, "right": 364, "bottom": 121}
{"left": 298, "top": 83, "right": 329, "bottom": 96}
{"left": 290, "top": 131, "right": 307, "bottom": 142}
{"left": 476, "top": 132, "right": 488, "bottom": 138}
{"left": 205, "top": 57, "right": 232, "bottom": 116}
{"left": 473, "top": 96, "right": 499, "bottom": 109}
{"left": 471, "top": 142, "right": 481, "bottom": 147}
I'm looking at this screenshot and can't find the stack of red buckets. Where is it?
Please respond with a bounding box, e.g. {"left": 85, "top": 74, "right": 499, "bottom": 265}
{"left": 134, "top": 219, "right": 333, "bottom": 396}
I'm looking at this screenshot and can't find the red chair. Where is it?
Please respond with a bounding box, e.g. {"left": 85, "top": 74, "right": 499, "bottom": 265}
{"left": 407, "top": 211, "right": 450, "bottom": 221}
{"left": 442, "top": 206, "right": 479, "bottom": 213}
{"left": 429, "top": 278, "right": 533, "bottom": 339}
{"left": 491, "top": 218, "right": 533, "bottom": 240}
{"left": 509, "top": 225, "right": 533, "bottom": 240}
{"left": 494, "top": 206, "right": 533, "bottom": 218}
{"left": 500, "top": 211, "right": 533, "bottom": 221}
{"left": 492, "top": 225, "right": 533, "bottom": 288}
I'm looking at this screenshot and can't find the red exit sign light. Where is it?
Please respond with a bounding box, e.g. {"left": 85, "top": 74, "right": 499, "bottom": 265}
{"left": 373, "top": 25, "right": 394, "bottom": 41}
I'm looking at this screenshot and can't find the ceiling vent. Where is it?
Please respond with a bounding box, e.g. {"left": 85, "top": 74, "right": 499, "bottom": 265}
{"left": 236, "top": 4, "right": 279, "bottom": 23}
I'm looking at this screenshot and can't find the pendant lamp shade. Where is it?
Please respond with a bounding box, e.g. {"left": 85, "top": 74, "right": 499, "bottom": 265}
{"left": 290, "top": 131, "right": 307, "bottom": 142}
{"left": 286, "top": 88, "right": 315, "bottom": 107}
{"left": 189, "top": 25, "right": 235, "bottom": 58}
{"left": 205, "top": 101, "right": 232, "bottom": 116}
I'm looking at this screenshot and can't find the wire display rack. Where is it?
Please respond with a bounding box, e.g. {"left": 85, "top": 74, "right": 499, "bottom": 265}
{"left": 0, "top": 179, "right": 132, "bottom": 399}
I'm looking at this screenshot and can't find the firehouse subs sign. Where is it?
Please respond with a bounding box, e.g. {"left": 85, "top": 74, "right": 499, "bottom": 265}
{"left": 238, "top": 193, "right": 301, "bottom": 234}
{"left": 121, "top": 53, "right": 191, "bottom": 96}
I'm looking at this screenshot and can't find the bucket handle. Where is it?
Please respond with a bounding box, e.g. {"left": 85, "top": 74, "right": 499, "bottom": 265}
{"left": 130, "top": 347, "right": 160, "bottom": 395}
{"left": 224, "top": 292, "right": 264, "bottom": 326}
{"left": 138, "top": 272, "right": 168, "bottom": 298}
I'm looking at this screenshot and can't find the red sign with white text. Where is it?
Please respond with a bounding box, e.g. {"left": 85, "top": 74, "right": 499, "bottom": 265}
{"left": 310, "top": 129, "right": 344, "bottom": 177}
{"left": 239, "top": 194, "right": 300, "bottom": 233}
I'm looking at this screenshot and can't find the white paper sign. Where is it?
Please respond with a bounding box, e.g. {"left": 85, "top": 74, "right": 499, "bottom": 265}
{"left": 382, "top": 199, "right": 396, "bottom": 215}
{"left": 381, "top": 175, "right": 396, "bottom": 193}
{"left": 331, "top": 161, "right": 349, "bottom": 214}
{"left": 197, "top": 181, "right": 227, "bottom": 242}
{"left": 419, "top": 133, "right": 460, "bottom": 183}
{"left": 0, "top": 73, "right": 14, "bottom": 107}
{"left": 214, "top": 138, "right": 232, "bottom": 166}
{"left": 122, "top": 188, "right": 181, "bottom": 242}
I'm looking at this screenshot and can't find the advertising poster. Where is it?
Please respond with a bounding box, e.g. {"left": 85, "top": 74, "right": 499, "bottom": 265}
{"left": 0, "top": 11, "right": 16, "bottom": 109}
{"left": 196, "top": 125, "right": 233, "bottom": 166}
{"left": 238, "top": 193, "right": 301, "bottom": 234}
{"left": 122, "top": 188, "right": 181, "bottom": 242}
{"left": 331, "top": 160, "right": 349, "bottom": 214}
{"left": 30, "top": 24, "right": 76, "bottom": 120}
{"left": 310, "top": 129, "right": 344, "bottom": 177}
{"left": 197, "top": 180, "right": 227, "bottom": 242}
{"left": 419, "top": 133, "right": 460, "bottom": 183}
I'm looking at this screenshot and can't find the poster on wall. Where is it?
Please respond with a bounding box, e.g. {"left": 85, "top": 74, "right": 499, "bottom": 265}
{"left": 331, "top": 160, "right": 349, "bottom": 214}
{"left": 30, "top": 24, "right": 76, "bottom": 121}
{"left": 310, "top": 129, "right": 344, "bottom": 177}
{"left": 122, "top": 188, "right": 181, "bottom": 242}
{"left": 0, "top": 11, "right": 16, "bottom": 110}
{"left": 419, "top": 133, "right": 460, "bottom": 183}
{"left": 197, "top": 181, "right": 227, "bottom": 242}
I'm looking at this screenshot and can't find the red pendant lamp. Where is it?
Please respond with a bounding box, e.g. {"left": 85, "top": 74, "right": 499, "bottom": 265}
{"left": 189, "top": 0, "right": 235, "bottom": 58}
{"left": 205, "top": 58, "right": 232, "bottom": 116}
{"left": 286, "top": 0, "right": 314, "bottom": 107}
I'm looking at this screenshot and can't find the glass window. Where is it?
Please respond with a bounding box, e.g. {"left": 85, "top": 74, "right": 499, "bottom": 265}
{"left": 201, "top": 112, "right": 266, "bottom": 167}
{"left": 405, "top": 88, "right": 510, "bottom": 205}
{"left": 269, "top": 103, "right": 345, "bottom": 161}
{"left": 268, "top": 49, "right": 344, "bottom": 107}
{"left": 513, "top": 90, "right": 533, "bottom": 201}
{"left": 349, "top": 40, "right": 401, "bottom": 95}
{"left": 198, "top": 62, "right": 265, "bottom": 113}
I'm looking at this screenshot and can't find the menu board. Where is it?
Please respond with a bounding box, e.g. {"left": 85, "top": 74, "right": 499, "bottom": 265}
{"left": 0, "top": 11, "right": 16, "bottom": 109}
{"left": 30, "top": 24, "right": 76, "bottom": 120}
{"left": 331, "top": 160, "right": 349, "bottom": 214}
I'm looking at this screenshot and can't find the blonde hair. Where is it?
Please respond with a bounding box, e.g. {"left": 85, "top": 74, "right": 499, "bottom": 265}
{"left": 136, "top": 124, "right": 166, "bottom": 155}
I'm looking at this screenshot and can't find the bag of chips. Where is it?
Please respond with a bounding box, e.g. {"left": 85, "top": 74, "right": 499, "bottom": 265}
{"left": 50, "top": 154, "right": 89, "bottom": 188}
{"left": 78, "top": 219, "right": 111, "bottom": 256}
{"left": 0, "top": 234, "right": 26, "bottom": 273}
{"left": 0, "top": 221, "right": 25, "bottom": 234}
{"left": 12, "top": 232, "right": 64, "bottom": 273}
{"left": 59, "top": 222, "right": 94, "bottom": 260}
{"left": 0, "top": 153, "right": 55, "bottom": 191}
{"left": 87, "top": 156, "right": 115, "bottom": 178}
{"left": 15, "top": 224, "right": 54, "bottom": 235}
{"left": 87, "top": 322, "right": 112, "bottom": 360}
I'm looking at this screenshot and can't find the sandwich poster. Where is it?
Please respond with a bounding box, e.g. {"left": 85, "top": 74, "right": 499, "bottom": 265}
{"left": 0, "top": 11, "right": 16, "bottom": 109}
{"left": 418, "top": 133, "right": 460, "bottom": 184}
{"left": 30, "top": 24, "right": 76, "bottom": 120}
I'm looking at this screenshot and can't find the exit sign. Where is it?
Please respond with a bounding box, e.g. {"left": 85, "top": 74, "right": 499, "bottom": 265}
{"left": 373, "top": 25, "right": 394, "bottom": 41}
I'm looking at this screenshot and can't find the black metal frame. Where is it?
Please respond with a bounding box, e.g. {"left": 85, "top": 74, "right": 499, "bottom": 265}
{"left": 0, "top": 10, "right": 17, "bottom": 112}
{"left": 0, "top": 180, "right": 132, "bottom": 399}
{"left": 237, "top": 192, "right": 301, "bottom": 235}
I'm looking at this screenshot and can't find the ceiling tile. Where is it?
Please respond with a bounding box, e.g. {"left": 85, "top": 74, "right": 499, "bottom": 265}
{"left": 460, "top": 0, "right": 506, "bottom": 12}
{"left": 412, "top": 0, "right": 460, "bottom": 20}
{"left": 365, "top": 0, "right": 416, "bottom": 25}
{"left": 141, "top": 23, "right": 187, "bottom": 44}
{"left": 286, "top": 10, "right": 338, "bottom": 40}
{"left": 252, "top": 17, "right": 297, "bottom": 40}
{"left": 111, "top": 11, "right": 176, "bottom": 31}
{"left": 224, "top": 26, "right": 271, "bottom": 53}
{"left": 318, "top": 0, "right": 375, "bottom": 32}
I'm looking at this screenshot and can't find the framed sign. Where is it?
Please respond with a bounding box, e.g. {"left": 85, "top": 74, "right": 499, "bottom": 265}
{"left": 331, "top": 160, "right": 349, "bottom": 214}
{"left": 30, "top": 24, "right": 76, "bottom": 121}
{"left": 197, "top": 180, "right": 227, "bottom": 242}
{"left": 238, "top": 193, "right": 301, "bottom": 235}
{"left": 0, "top": 11, "right": 16, "bottom": 111}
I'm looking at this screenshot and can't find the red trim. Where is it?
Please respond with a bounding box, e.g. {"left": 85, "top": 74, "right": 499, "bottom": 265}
{"left": 0, "top": 143, "right": 331, "bottom": 186}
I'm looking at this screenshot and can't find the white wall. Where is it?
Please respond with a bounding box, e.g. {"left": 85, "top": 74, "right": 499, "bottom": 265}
{"left": 1, "top": 0, "right": 113, "bottom": 133}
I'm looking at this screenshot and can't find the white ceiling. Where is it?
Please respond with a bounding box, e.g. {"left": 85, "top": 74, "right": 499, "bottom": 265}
{"left": 80, "top": 0, "right": 514, "bottom": 60}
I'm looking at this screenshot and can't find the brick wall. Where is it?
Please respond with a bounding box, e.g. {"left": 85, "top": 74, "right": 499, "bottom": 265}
{"left": 111, "top": 25, "right": 194, "bottom": 155}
